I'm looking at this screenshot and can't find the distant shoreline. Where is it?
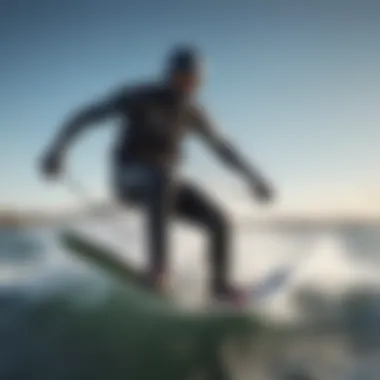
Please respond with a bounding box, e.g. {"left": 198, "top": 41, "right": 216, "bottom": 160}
{"left": 1, "top": 210, "right": 380, "bottom": 229}
{"left": 0, "top": 211, "right": 72, "bottom": 228}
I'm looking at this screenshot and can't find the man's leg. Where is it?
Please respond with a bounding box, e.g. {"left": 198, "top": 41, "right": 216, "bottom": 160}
{"left": 174, "top": 182, "right": 232, "bottom": 297}
{"left": 143, "top": 170, "right": 173, "bottom": 279}
{"left": 113, "top": 163, "right": 174, "bottom": 289}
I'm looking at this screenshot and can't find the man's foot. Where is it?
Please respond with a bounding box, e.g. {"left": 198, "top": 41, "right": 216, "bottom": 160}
{"left": 212, "top": 283, "right": 249, "bottom": 309}
{"left": 141, "top": 269, "right": 169, "bottom": 295}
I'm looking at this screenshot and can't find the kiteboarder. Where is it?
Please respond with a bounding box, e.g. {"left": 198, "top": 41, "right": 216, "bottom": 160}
{"left": 40, "top": 45, "right": 274, "bottom": 306}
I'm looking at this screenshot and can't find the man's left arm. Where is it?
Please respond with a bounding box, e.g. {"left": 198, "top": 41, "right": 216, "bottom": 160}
{"left": 190, "top": 104, "right": 274, "bottom": 201}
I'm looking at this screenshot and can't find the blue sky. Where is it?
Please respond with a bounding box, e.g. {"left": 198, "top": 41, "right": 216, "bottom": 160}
{"left": 1, "top": 1, "right": 380, "bottom": 215}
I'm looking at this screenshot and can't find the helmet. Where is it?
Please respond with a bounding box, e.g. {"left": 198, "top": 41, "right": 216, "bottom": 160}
{"left": 165, "top": 45, "right": 201, "bottom": 75}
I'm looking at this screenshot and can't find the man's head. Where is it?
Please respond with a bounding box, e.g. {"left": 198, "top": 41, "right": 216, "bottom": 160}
{"left": 165, "top": 45, "right": 203, "bottom": 95}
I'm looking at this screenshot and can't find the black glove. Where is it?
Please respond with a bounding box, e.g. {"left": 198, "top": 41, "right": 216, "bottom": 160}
{"left": 250, "top": 179, "right": 274, "bottom": 203}
{"left": 40, "top": 149, "right": 63, "bottom": 179}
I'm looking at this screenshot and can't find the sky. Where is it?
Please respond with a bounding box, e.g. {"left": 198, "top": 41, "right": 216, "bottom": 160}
{"left": 1, "top": 0, "right": 380, "bottom": 217}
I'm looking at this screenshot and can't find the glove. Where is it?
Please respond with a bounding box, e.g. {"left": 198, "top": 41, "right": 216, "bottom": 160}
{"left": 40, "top": 149, "right": 63, "bottom": 179}
{"left": 250, "top": 179, "right": 274, "bottom": 203}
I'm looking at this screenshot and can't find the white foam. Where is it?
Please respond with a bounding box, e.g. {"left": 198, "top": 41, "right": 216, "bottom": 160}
{"left": 60, "top": 210, "right": 380, "bottom": 317}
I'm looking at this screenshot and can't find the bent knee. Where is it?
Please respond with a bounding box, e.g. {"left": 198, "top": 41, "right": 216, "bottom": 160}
{"left": 205, "top": 209, "right": 231, "bottom": 236}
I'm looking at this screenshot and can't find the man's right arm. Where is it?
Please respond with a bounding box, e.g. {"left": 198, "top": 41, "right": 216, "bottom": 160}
{"left": 47, "top": 87, "right": 130, "bottom": 155}
{"left": 40, "top": 86, "right": 132, "bottom": 177}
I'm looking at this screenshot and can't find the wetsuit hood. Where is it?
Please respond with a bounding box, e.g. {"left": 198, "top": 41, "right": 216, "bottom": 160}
{"left": 165, "top": 45, "right": 201, "bottom": 76}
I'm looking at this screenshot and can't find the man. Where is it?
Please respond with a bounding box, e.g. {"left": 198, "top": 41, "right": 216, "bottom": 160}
{"left": 41, "top": 45, "right": 274, "bottom": 306}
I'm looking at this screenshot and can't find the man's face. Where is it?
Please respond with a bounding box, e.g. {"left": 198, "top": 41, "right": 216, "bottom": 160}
{"left": 171, "top": 70, "right": 203, "bottom": 96}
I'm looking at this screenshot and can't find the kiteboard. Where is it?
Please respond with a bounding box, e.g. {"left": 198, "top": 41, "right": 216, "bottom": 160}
{"left": 60, "top": 226, "right": 302, "bottom": 312}
{"left": 61, "top": 230, "right": 165, "bottom": 296}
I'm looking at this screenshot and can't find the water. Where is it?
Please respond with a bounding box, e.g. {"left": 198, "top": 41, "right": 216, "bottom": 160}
{"left": 1, "top": 214, "right": 380, "bottom": 379}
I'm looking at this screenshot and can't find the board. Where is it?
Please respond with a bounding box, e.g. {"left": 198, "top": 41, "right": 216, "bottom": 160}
{"left": 61, "top": 229, "right": 300, "bottom": 310}
{"left": 61, "top": 230, "right": 164, "bottom": 295}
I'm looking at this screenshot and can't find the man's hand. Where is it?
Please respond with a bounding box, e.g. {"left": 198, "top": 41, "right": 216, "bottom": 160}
{"left": 249, "top": 178, "right": 274, "bottom": 203}
{"left": 40, "top": 149, "right": 63, "bottom": 179}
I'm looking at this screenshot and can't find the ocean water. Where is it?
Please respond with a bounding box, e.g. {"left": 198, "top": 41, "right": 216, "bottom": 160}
{"left": 1, "top": 213, "right": 380, "bottom": 380}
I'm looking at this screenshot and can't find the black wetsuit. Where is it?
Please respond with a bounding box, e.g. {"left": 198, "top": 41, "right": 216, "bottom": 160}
{"left": 51, "top": 80, "right": 245, "bottom": 293}
{"left": 107, "top": 82, "right": 231, "bottom": 292}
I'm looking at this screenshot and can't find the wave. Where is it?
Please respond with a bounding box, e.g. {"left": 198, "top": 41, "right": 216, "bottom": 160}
{"left": 1, "top": 218, "right": 380, "bottom": 379}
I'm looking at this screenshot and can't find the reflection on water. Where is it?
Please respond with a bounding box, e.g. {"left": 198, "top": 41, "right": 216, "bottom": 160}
{"left": 0, "top": 221, "right": 380, "bottom": 379}
{"left": 0, "top": 228, "right": 43, "bottom": 263}
{"left": 341, "top": 224, "right": 380, "bottom": 262}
